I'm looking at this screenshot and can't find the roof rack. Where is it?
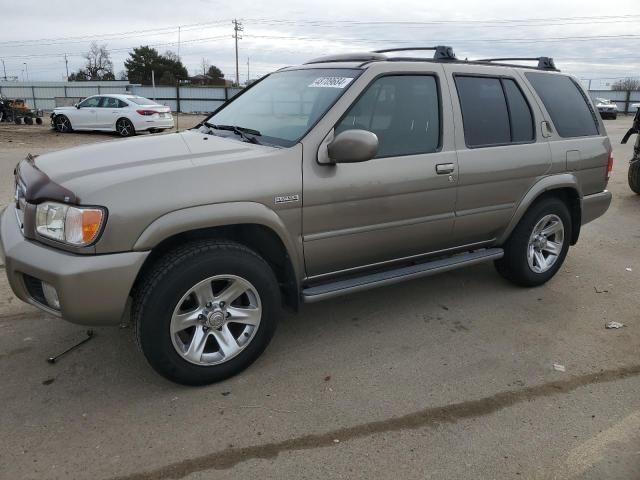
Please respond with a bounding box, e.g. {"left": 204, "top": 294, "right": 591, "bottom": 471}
{"left": 303, "top": 48, "right": 558, "bottom": 71}
{"left": 305, "top": 53, "right": 387, "bottom": 64}
{"left": 475, "top": 57, "right": 557, "bottom": 71}
{"left": 373, "top": 46, "right": 456, "bottom": 61}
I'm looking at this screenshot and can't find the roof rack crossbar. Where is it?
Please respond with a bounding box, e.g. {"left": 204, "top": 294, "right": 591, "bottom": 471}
{"left": 373, "top": 46, "right": 456, "bottom": 61}
{"left": 475, "top": 56, "right": 557, "bottom": 71}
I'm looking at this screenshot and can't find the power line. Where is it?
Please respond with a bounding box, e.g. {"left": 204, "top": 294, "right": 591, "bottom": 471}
{"left": 0, "top": 20, "right": 231, "bottom": 47}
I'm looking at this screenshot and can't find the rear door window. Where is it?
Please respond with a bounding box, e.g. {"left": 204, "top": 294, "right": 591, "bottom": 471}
{"left": 455, "top": 76, "right": 511, "bottom": 147}
{"left": 502, "top": 79, "right": 534, "bottom": 143}
{"left": 454, "top": 76, "right": 535, "bottom": 148}
{"left": 525, "top": 72, "right": 599, "bottom": 138}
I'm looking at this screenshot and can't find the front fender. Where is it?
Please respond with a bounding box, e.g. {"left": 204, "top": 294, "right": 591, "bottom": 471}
{"left": 497, "top": 174, "right": 582, "bottom": 245}
{"left": 132, "top": 201, "right": 303, "bottom": 280}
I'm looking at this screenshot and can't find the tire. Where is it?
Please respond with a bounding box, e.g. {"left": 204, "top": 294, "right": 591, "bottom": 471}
{"left": 133, "top": 240, "right": 280, "bottom": 385}
{"left": 115, "top": 117, "right": 135, "bottom": 137}
{"left": 629, "top": 161, "right": 640, "bottom": 195}
{"left": 24, "top": 116, "right": 33, "bottom": 125}
{"left": 14, "top": 117, "right": 22, "bottom": 125}
{"left": 35, "top": 117, "right": 43, "bottom": 125}
{"left": 54, "top": 114, "right": 72, "bottom": 133}
{"left": 495, "top": 196, "right": 571, "bottom": 287}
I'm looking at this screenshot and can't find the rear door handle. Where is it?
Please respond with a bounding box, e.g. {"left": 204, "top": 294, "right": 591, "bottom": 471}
{"left": 436, "top": 163, "right": 455, "bottom": 174}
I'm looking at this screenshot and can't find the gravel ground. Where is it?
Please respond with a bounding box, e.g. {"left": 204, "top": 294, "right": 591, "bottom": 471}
{"left": 0, "top": 117, "right": 638, "bottom": 480}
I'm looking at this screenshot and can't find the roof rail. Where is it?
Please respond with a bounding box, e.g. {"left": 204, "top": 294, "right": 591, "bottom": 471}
{"left": 373, "top": 46, "right": 456, "bottom": 61}
{"left": 475, "top": 56, "right": 558, "bottom": 71}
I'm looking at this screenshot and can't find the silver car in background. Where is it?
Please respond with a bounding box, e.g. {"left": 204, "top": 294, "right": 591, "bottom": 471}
{"left": 595, "top": 97, "right": 619, "bottom": 119}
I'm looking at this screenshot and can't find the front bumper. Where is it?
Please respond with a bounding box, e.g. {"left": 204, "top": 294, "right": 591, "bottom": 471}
{"left": 0, "top": 205, "right": 149, "bottom": 325}
{"left": 581, "top": 190, "right": 612, "bottom": 225}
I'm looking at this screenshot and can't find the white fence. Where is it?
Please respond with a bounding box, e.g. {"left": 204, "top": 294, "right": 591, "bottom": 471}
{"left": 0, "top": 81, "right": 242, "bottom": 113}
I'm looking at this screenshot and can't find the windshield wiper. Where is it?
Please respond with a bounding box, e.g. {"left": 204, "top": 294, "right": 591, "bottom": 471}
{"left": 205, "top": 123, "right": 262, "bottom": 144}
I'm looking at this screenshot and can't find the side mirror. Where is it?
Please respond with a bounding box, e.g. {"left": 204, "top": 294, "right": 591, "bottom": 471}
{"left": 74, "top": 103, "right": 79, "bottom": 109}
{"left": 327, "top": 130, "right": 378, "bottom": 164}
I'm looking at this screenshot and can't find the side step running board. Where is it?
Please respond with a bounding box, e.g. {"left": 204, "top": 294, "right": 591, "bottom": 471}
{"left": 302, "top": 248, "right": 504, "bottom": 303}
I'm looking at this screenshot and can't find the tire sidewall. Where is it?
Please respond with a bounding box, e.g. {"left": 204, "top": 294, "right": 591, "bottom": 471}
{"left": 116, "top": 118, "right": 135, "bottom": 137}
{"left": 500, "top": 197, "right": 572, "bottom": 286}
{"left": 629, "top": 160, "right": 640, "bottom": 194}
{"left": 137, "top": 247, "right": 279, "bottom": 385}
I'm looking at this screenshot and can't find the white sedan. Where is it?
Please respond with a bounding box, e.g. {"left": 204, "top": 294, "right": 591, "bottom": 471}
{"left": 51, "top": 94, "right": 174, "bottom": 136}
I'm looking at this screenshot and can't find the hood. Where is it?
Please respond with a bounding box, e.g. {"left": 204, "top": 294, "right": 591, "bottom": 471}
{"left": 34, "top": 130, "right": 269, "bottom": 202}
{"left": 54, "top": 106, "right": 78, "bottom": 112}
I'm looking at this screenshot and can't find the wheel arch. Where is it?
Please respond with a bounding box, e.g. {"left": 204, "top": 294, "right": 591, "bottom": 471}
{"left": 132, "top": 203, "right": 302, "bottom": 310}
{"left": 498, "top": 175, "right": 582, "bottom": 246}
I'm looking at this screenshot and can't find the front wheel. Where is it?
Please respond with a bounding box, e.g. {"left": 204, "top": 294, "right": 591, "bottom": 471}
{"left": 495, "top": 197, "right": 571, "bottom": 287}
{"left": 115, "top": 118, "right": 135, "bottom": 137}
{"left": 629, "top": 161, "right": 640, "bottom": 194}
{"left": 133, "top": 241, "right": 280, "bottom": 385}
{"left": 54, "top": 114, "right": 72, "bottom": 133}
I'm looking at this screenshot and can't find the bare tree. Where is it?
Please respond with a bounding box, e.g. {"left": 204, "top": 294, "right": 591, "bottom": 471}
{"left": 200, "top": 58, "right": 211, "bottom": 77}
{"left": 83, "top": 42, "right": 114, "bottom": 80}
{"left": 611, "top": 78, "right": 640, "bottom": 91}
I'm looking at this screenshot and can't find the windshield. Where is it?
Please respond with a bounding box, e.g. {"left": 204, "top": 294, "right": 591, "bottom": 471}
{"left": 127, "top": 96, "right": 160, "bottom": 105}
{"left": 203, "top": 68, "right": 361, "bottom": 146}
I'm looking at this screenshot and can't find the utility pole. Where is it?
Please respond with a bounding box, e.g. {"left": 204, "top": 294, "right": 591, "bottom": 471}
{"left": 246, "top": 57, "right": 250, "bottom": 86}
{"left": 23, "top": 62, "right": 29, "bottom": 81}
{"left": 64, "top": 54, "right": 69, "bottom": 80}
{"left": 232, "top": 19, "right": 243, "bottom": 87}
{"left": 177, "top": 26, "right": 181, "bottom": 59}
{"left": 1, "top": 59, "right": 6, "bottom": 81}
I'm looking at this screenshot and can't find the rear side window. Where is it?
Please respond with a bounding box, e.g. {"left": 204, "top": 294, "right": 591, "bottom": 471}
{"left": 454, "top": 76, "right": 534, "bottom": 148}
{"left": 525, "top": 72, "right": 599, "bottom": 138}
{"left": 335, "top": 75, "right": 440, "bottom": 158}
{"left": 503, "top": 79, "right": 534, "bottom": 143}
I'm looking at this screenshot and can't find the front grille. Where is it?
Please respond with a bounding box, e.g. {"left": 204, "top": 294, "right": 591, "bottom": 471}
{"left": 23, "top": 274, "right": 47, "bottom": 305}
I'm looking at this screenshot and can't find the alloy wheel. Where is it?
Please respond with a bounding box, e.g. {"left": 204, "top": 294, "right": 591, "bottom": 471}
{"left": 170, "top": 275, "right": 262, "bottom": 366}
{"left": 527, "top": 214, "right": 565, "bottom": 274}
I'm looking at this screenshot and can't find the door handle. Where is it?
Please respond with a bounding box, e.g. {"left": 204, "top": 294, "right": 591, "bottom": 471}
{"left": 436, "top": 163, "right": 455, "bottom": 175}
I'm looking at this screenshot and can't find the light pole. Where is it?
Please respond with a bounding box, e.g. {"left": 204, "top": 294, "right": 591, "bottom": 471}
{"left": 23, "top": 62, "right": 29, "bottom": 81}
{"left": 1, "top": 59, "right": 6, "bottom": 81}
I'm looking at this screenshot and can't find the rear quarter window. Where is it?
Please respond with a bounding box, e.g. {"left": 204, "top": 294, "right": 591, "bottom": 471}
{"left": 525, "top": 72, "right": 599, "bottom": 138}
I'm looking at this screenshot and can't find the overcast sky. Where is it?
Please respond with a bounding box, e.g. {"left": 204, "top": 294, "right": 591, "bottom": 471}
{"left": 1, "top": 0, "right": 639, "bottom": 88}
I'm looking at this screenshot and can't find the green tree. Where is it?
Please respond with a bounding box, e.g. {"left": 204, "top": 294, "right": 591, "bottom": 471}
{"left": 206, "top": 65, "right": 225, "bottom": 85}
{"left": 125, "top": 46, "right": 187, "bottom": 85}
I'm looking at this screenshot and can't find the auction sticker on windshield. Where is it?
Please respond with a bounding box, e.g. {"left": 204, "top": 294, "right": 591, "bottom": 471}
{"left": 309, "top": 77, "right": 354, "bottom": 88}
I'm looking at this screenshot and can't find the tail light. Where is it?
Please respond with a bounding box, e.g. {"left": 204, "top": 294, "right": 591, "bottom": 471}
{"left": 606, "top": 151, "right": 614, "bottom": 183}
{"left": 136, "top": 109, "right": 159, "bottom": 116}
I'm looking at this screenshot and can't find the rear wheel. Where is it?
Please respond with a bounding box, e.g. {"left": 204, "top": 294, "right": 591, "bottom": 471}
{"left": 35, "top": 117, "right": 43, "bottom": 125}
{"left": 24, "top": 116, "right": 33, "bottom": 125}
{"left": 629, "top": 161, "right": 640, "bottom": 194}
{"left": 133, "top": 241, "right": 280, "bottom": 385}
{"left": 495, "top": 197, "right": 571, "bottom": 287}
{"left": 54, "top": 114, "right": 72, "bottom": 133}
{"left": 115, "top": 118, "right": 135, "bottom": 137}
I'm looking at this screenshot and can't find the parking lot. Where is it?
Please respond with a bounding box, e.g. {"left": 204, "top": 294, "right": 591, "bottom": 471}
{"left": 0, "top": 117, "right": 638, "bottom": 479}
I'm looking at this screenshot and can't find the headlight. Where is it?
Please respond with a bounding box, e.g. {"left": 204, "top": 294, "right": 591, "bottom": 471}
{"left": 35, "top": 202, "right": 105, "bottom": 246}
